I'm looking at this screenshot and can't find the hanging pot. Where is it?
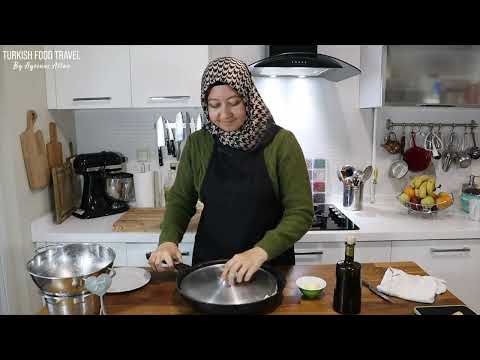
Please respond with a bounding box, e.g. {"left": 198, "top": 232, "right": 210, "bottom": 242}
{"left": 403, "top": 132, "right": 432, "bottom": 172}
{"left": 146, "top": 254, "right": 286, "bottom": 314}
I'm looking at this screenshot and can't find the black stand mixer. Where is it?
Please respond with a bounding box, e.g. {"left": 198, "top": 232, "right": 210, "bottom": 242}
{"left": 72, "top": 151, "right": 134, "bottom": 219}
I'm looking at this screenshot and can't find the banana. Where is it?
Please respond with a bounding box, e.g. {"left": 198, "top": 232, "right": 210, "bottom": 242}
{"left": 419, "top": 181, "right": 428, "bottom": 199}
{"left": 415, "top": 175, "right": 430, "bottom": 189}
{"left": 415, "top": 188, "right": 420, "bottom": 198}
{"left": 426, "top": 179, "right": 436, "bottom": 195}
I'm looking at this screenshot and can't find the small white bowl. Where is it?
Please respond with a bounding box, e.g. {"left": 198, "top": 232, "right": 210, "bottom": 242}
{"left": 296, "top": 276, "right": 327, "bottom": 299}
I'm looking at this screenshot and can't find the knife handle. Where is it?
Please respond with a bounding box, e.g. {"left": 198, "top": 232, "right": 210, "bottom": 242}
{"left": 170, "top": 140, "right": 176, "bottom": 157}
{"left": 158, "top": 148, "right": 163, "bottom": 166}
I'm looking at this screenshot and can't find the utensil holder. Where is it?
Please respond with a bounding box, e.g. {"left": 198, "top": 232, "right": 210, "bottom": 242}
{"left": 351, "top": 183, "right": 364, "bottom": 211}
{"left": 343, "top": 185, "right": 354, "bottom": 207}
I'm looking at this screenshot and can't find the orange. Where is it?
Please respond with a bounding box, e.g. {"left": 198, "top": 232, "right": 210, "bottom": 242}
{"left": 436, "top": 194, "right": 452, "bottom": 209}
{"left": 404, "top": 186, "right": 415, "bottom": 198}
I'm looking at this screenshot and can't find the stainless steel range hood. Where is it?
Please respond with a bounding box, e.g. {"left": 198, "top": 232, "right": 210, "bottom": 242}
{"left": 249, "top": 45, "right": 361, "bottom": 82}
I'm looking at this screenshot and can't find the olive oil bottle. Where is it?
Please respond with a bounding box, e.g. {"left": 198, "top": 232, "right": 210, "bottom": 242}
{"left": 333, "top": 235, "right": 362, "bottom": 314}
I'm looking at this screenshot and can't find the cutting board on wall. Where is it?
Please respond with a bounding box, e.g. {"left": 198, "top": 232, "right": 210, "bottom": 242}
{"left": 19, "top": 110, "right": 50, "bottom": 190}
{"left": 112, "top": 208, "right": 202, "bottom": 232}
{"left": 46, "top": 122, "right": 63, "bottom": 169}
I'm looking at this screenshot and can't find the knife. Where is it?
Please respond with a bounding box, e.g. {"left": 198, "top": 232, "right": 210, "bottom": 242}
{"left": 175, "top": 112, "right": 184, "bottom": 160}
{"left": 196, "top": 113, "right": 203, "bottom": 131}
{"left": 156, "top": 115, "right": 165, "bottom": 166}
{"left": 189, "top": 113, "right": 196, "bottom": 134}
{"left": 163, "top": 118, "right": 172, "bottom": 155}
{"left": 169, "top": 126, "right": 176, "bottom": 158}
{"left": 362, "top": 280, "right": 394, "bottom": 303}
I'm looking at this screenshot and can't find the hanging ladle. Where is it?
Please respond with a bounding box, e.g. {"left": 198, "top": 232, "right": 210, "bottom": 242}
{"left": 469, "top": 127, "right": 480, "bottom": 160}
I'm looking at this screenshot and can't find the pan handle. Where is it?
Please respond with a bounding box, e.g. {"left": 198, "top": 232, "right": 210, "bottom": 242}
{"left": 145, "top": 252, "right": 191, "bottom": 273}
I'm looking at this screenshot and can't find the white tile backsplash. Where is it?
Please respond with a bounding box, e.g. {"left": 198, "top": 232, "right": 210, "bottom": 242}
{"left": 75, "top": 108, "right": 201, "bottom": 162}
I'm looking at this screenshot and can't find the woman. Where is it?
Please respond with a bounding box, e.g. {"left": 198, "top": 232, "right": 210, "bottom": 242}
{"left": 148, "top": 57, "right": 313, "bottom": 285}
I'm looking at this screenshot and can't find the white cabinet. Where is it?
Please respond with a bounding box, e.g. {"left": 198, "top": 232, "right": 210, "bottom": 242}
{"left": 130, "top": 45, "right": 209, "bottom": 108}
{"left": 360, "top": 45, "right": 480, "bottom": 108}
{"left": 294, "top": 241, "right": 391, "bottom": 265}
{"left": 391, "top": 239, "right": 480, "bottom": 313}
{"left": 47, "top": 45, "right": 132, "bottom": 109}
{"left": 126, "top": 242, "right": 193, "bottom": 267}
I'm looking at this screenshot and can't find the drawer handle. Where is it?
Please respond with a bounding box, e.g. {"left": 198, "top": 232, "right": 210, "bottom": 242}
{"left": 181, "top": 251, "right": 190, "bottom": 256}
{"left": 430, "top": 247, "right": 471, "bottom": 253}
{"left": 73, "top": 97, "right": 112, "bottom": 101}
{"left": 294, "top": 251, "right": 324, "bottom": 255}
{"left": 148, "top": 96, "right": 190, "bottom": 102}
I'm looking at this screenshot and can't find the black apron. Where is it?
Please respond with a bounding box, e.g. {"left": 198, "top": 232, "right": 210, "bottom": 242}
{"left": 193, "top": 127, "right": 295, "bottom": 266}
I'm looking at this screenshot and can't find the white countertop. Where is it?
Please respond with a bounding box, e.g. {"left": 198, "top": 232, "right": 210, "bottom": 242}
{"left": 31, "top": 196, "right": 480, "bottom": 244}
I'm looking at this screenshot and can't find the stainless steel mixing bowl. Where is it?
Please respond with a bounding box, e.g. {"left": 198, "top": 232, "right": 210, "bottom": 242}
{"left": 105, "top": 172, "right": 134, "bottom": 202}
{"left": 27, "top": 243, "right": 116, "bottom": 296}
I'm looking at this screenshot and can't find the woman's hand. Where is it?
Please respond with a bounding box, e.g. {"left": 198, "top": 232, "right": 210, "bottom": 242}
{"left": 148, "top": 242, "right": 182, "bottom": 271}
{"left": 221, "top": 247, "right": 268, "bottom": 285}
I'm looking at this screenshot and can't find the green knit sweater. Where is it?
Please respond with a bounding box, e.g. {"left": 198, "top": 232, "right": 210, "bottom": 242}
{"left": 158, "top": 128, "right": 314, "bottom": 260}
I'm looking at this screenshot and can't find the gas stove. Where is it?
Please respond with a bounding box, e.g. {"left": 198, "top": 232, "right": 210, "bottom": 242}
{"left": 311, "top": 204, "right": 359, "bottom": 231}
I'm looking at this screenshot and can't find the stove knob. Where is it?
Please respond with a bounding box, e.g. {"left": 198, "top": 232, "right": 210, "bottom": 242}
{"left": 337, "top": 215, "right": 346, "bottom": 227}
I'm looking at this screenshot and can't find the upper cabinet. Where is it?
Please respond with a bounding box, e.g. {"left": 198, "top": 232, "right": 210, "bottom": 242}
{"left": 47, "top": 46, "right": 132, "bottom": 109}
{"left": 46, "top": 45, "right": 209, "bottom": 109}
{"left": 130, "top": 46, "right": 208, "bottom": 108}
{"left": 360, "top": 45, "right": 480, "bottom": 109}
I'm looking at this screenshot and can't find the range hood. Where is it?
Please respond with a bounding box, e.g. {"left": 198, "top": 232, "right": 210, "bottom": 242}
{"left": 249, "top": 45, "right": 361, "bottom": 82}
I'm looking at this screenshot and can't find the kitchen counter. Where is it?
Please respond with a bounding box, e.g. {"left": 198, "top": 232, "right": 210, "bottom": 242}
{"left": 39, "top": 262, "right": 464, "bottom": 315}
{"left": 31, "top": 196, "right": 480, "bottom": 244}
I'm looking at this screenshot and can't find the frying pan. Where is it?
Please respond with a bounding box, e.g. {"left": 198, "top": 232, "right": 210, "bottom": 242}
{"left": 145, "top": 253, "right": 286, "bottom": 314}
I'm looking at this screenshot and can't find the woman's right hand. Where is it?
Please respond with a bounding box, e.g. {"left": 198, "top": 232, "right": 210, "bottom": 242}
{"left": 148, "top": 242, "right": 182, "bottom": 271}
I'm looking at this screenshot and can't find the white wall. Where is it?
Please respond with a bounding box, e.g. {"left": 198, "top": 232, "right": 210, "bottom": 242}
{"left": 0, "top": 45, "right": 74, "bottom": 314}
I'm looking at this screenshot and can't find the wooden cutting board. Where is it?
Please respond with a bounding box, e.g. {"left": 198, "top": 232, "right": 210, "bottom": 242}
{"left": 112, "top": 208, "right": 202, "bottom": 232}
{"left": 46, "top": 122, "right": 63, "bottom": 169}
{"left": 19, "top": 110, "right": 50, "bottom": 190}
{"left": 52, "top": 162, "right": 75, "bottom": 224}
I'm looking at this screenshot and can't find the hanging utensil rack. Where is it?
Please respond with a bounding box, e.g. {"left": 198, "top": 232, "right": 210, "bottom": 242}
{"left": 386, "top": 119, "right": 478, "bottom": 130}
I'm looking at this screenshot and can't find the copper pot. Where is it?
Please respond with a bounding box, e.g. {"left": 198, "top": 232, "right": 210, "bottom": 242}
{"left": 382, "top": 132, "right": 401, "bottom": 154}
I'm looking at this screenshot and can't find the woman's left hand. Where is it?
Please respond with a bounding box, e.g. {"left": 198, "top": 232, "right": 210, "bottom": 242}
{"left": 221, "top": 247, "right": 269, "bottom": 285}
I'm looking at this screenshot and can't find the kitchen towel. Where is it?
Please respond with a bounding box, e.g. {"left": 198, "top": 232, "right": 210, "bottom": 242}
{"left": 133, "top": 171, "right": 154, "bottom": 208}
{"left": 377, "top": 267, "right": 447, "bottom": 303}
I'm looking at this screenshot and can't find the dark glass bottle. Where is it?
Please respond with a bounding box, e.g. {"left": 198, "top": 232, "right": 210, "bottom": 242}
{"left": 333, "top": 236, "right": 362, "bottom": 314}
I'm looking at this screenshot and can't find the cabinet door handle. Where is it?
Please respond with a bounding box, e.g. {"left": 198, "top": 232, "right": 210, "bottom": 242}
{"left": 430, "top": 247, "right": 471, "bottom": 253}
{"left": 73, "top": 97, "right": 112, "bottom": 101}
{"left": 181, "top": 251, "right": 190, "bottom": 256}
{"left": 294, "top": 251, "right": 324, "bottom": 255}
{"left": 148, "top": 96, "right": 190, "bottom": 102}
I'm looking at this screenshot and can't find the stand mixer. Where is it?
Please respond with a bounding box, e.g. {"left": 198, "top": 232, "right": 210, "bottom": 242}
{"left": 72, "top": 151, "right": 134, "bottom": 219}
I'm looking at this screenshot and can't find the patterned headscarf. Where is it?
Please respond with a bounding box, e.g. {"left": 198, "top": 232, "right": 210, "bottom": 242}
{"left": 201, "top": 57, "right": 276, "bottom": 151}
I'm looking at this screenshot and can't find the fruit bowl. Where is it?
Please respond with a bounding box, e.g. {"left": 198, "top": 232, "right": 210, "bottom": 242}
{"left": 397, "top": 192, "right": 454, "bottom": 215}
{"left": 397, "top": 175, "right": 454, "bottom": 216}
